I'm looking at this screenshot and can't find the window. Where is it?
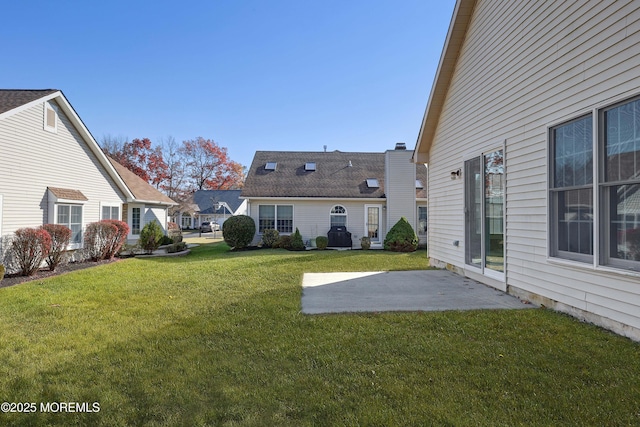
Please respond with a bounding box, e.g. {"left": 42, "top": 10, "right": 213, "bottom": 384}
{"left": 330, "top": 205, "right": 347, "bottom": 227}
{"left": 44, "top": 102, "right": 57, "bottom": 133}
{"left": 102, "top": 205, "right": 120, "bottom": 220}
{"left": 259, "top": 205, "right": 293, "bottom": 233}
{"left": 418, "top": 206, "right": 428, "bottom": 236}
{"left": 57, "top": 205, "right": 83, "bottom": 243}
{"left": 550, "top": 115, "right": 594, "bottom": 261}
{"left": 265, "top": 162, "right": 277, "bottom": 170}
{"left": 131, "top": 207, "right": 141, "bottom": 234}
{"left": 416, "top": 180, "right": 424, "bottom": 189}
{"left": 549, "top": 96, "right": 640, "bottom": 272}
{"left": 305, "top": 162, "right": 316, "bottom": 171}
{"left": 601, "top": 98, "right": 640, "bottom": 269}
{"left": 366, "top": 178, "right": 379, "bottom": 188}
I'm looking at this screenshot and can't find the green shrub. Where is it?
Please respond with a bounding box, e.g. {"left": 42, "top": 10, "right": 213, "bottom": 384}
{"left": 274, "top": 235, "right": 292, "bottom": 250}
{"left": 41, "top": 224, "right": 71, "bottom": 271}
{"left": 166, "top": 242, "right": 188, "bottom": 253}
{"left": 383, "top": 217, "right": 418, "bottom": 252}
{"left": 290, "top": 228, "right": 305, "bottom": 251}
{"left": 222, "top": 215, "right": 256, "bottom": 249}
{"left": 139, "top": 220, "right": 165, "bottom": 254}
{"left": 0, "top": 264, "right": 4, "bottom": 281}
{"left": 316, "top": 236, "right": 328, "bottom": 250}
{"left": 261, "top": 229, "right": 279, "bottom": 248}
{"left": 160, "top": 235, "right": 173, "bottom": 246}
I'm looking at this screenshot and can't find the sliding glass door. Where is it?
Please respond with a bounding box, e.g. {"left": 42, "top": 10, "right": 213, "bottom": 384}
{"left": 465, "top": 150, "right": 505, "bottom": 278}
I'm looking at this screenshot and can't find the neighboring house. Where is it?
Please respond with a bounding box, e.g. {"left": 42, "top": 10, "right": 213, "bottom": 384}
{"left": 413, "top": 0, "right": 640, "bottom": 340}
{"left": 107, "top": 157, "right": 176, "bottom": 240}
{"left": 241, "top": 144, "right": 428, "bottom": 248}
{"left": 0, "top": 89, "right": 175, "bottom": 256}
{"left": 193, "top": 190, "right": 247, "bottom": 228}
{"left": 172, "top": 190, "right": 247, "bottom": 229}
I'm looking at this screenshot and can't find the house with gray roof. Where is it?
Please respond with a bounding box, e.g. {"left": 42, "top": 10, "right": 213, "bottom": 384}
{"left": 0, "top": 89, "right": 176, "bottom": 258}
{"left": 241, "top": 144, "right": 428, "bottom": 248}
{"left": 174, "top": 190, "right": 247, "bottom": 229}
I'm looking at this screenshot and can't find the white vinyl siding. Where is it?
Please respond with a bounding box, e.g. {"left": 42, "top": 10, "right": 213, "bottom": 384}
{"left": 385, "top": 149, "right": 417, "bottom": 230}
{"left": 0, "top": 100, "right": 125, "bottom": 240}
{"left": 249, "top": 199, "right": 387, "bottom": 248}
{"left": 426, "top": 0, "right": 640, "bottom": 335}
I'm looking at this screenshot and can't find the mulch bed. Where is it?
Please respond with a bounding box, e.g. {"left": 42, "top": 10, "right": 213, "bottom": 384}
{"left": 0, "top": 258, "right": 120, "bottom": 289}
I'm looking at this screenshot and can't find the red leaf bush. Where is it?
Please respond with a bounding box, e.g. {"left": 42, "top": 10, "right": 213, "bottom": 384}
{"left": 85, "top": 222, "right": 119, "bottom": 261}
{"left": 101, "top": 219, "right": 130, "bottom": 258}
{"left": 41, "top": 224, "right": 72, "bottom": 271}
{"left": 9, "top": 228, "right": 52, "bottom": 276}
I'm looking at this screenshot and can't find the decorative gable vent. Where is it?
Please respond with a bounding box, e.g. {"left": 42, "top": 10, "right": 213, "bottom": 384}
{"left": 44, "top": 102, "right": 57, "bottom": 133}
{"left": 305, "top": 162, "right": 316, "bottom": 171}
{"left": 265, "top": 162, "right": 277, "bottom": 170}
{"left": 366, "top": 178, "right": 379, "bottom": 188}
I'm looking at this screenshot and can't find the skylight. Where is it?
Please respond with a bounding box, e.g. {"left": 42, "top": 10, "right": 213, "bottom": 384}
{"left": 265, "top": 162, "right": 277, "bottom": 170}
{"left": 366, "top": 178, "right": 379, "bottom": 188}
{"left": 416, "top": 179, "right": 424, "bottom": 189}
{"left": 305, "top": 162, "right": 316, "bottom": 171}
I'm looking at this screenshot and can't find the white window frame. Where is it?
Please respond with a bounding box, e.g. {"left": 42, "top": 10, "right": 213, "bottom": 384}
{"left": 417, "top": 205, "right": 428, "bottom": 237}
{"left": 463, "top": 146, "right": 506, "bottom": 282}
{"left": 43, "top": 101, "right": 58, "bottom": 133}
{"left": 130, "top": 205, "right": 142, "bottom": 235}
{"left": 258, "top": 204, "right": 293, "bottom": 234}
{"left": 55, "top": 204, "right": 84, "bottom": 249}
{"left": 547, "top": 94, "right": 640, "bottom": 274}
{"left": 100, "top": 203, "right": 121, "bottom": 221}
{"left": 330, "top": 205, "right": 348, "bottom": 228}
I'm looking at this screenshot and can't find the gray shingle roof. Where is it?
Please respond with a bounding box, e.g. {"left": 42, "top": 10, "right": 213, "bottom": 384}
{"left": 242, "top": 151, "right": 428, "bottom": 199}
{"left": 193, "top": 190, "right": 243, "bottom": 214}
{"left": 242, "top": 151, "right": 386, "bottom": 198}
{"left": 0, "top": 89, "right": 58, "bottom": 115}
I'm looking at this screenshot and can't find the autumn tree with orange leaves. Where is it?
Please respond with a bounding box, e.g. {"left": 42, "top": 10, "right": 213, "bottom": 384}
{"left": 101, "top": 135, "right": 244, "bottom": 198}
{"left": 180, "top": 137, "right": 245, "bottom": 191}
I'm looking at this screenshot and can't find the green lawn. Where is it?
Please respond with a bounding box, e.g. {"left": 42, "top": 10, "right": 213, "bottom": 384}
{"left": 1, "top": 243, "right": 639, "bottom": 426}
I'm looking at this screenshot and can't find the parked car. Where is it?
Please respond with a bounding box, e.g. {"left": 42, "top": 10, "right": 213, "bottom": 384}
{"left": 200, "top": 222, "right": 220, "bottom": 233}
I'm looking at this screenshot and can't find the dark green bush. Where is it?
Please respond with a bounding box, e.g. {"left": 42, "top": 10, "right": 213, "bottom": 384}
{"left": 290, "top": 228, "right": 305, "bottom": 251}
{"left": 222, "top": 215, "right": 256, "bottom": 249}
{"left": 166, "top": 242, "right": 188, "bottom": 253}
{"left": 274, "top": 235, "right": 292, "bottom": 250}
{"left": 140, "top": 220, "right": 165, "bottom": 254}
{"left": 261, "top": 229, "right": 279, "bottom": 248}
{"left": 383, "top": 217, "right": 418, "bottom": 252}
{"left": 316, "top": 236, "right": 328, "bottom": 250}
{"left": 160, "top": 235, "right": 173, "bottom": 246}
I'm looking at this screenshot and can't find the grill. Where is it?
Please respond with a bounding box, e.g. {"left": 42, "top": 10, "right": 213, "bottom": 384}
{"left": 327, "top": 226, "right": 352, "bottom": 248}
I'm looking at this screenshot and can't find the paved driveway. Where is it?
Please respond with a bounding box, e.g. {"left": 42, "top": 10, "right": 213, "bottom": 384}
{"left": 301, "top": 269, "right": 535, "bottom": 314}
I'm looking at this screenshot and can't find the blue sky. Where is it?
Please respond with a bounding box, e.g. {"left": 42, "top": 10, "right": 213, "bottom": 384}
{"left": 2, "top": 1, "right": 455, "bottom": 169}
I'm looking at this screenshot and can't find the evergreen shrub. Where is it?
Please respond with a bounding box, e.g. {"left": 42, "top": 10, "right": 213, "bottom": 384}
{"left": 383, "top": 217, "right": 418, "bottom": 252}
{"left": 222, "top": 215, "right": 256, "bottom": 249}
